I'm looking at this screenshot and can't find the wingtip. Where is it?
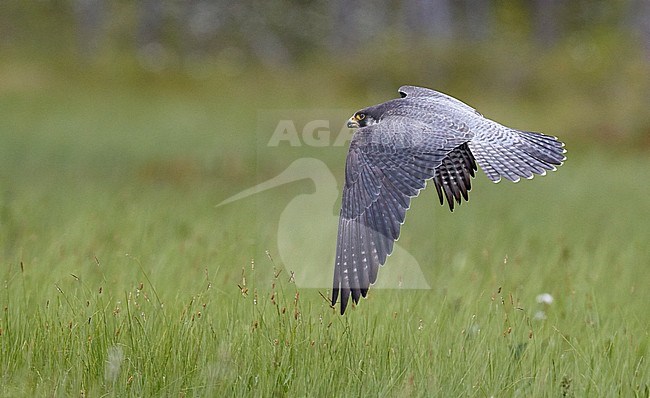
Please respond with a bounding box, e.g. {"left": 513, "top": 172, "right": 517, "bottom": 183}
{"left": 339, "top": 288, "right": 350, "bottom": 315}
{"left": 334, "top": 287, "right": 365, "bottom": 314}
{"left": 331, "top": 288, "right": 339, "bottom": 308}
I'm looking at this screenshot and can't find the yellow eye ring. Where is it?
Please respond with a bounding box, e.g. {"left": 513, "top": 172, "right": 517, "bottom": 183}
{"left": 356, "top": 113, "right": 366, "bottom": 121}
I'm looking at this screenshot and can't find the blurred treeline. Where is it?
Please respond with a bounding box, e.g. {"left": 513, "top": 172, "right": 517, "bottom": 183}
{"left": 1, "top": 0, "right": 650, "bottom": 146}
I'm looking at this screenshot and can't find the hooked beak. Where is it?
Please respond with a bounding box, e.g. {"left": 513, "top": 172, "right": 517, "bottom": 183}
{"left": 347, "top": 117, "right": 359, "bottom": 128}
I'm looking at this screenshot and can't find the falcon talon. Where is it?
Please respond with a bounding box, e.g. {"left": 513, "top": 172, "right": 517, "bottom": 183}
{"left": 331, "top": 85, "right": 567, "bottom": 314}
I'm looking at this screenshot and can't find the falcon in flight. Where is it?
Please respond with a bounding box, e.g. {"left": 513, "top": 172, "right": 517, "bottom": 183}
{"left": 331, "top": 85, "right": 566, "bottom": 314}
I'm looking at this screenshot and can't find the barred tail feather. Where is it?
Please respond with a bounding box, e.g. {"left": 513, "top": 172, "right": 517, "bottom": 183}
{"left": 470, "top": 129, "right": 566, "bottom": 183}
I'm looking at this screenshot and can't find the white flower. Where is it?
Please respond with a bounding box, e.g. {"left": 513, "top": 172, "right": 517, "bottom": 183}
{"left": 536, "top": 293, "right": 554, "bottom": 305}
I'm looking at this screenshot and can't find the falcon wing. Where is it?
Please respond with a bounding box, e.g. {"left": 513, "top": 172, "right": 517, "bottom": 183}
{"left": 399, "top": 86, "right": 565, "bottom": 185}
{"left": 331, "top": 117, "right": 469, "bottom": 314}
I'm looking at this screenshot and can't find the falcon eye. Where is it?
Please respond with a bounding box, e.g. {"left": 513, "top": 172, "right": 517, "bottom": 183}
{"left": 356, "top": 113, "right": 366, "bottom": 121}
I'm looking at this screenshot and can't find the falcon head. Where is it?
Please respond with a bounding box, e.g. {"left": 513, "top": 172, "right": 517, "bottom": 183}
{"left": 347, "top": 110, "right": 380, "bottom": 129}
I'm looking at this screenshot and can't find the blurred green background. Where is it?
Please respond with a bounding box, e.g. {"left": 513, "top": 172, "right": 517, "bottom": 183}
{"left": 1, "top": 0, "right": 649, "bottom": 284}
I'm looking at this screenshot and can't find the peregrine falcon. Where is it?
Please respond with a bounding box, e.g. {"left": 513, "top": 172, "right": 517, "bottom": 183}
{"left": 332, "top": 85, "right": 566, "bottom": 314}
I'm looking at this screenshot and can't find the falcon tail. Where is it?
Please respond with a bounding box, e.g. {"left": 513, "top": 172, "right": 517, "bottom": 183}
{"left": 470, "top": 129, "right": 566, "bottom": 183}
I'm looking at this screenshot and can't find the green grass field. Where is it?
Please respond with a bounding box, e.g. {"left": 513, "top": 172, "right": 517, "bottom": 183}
{"left": 1, "top": 67, "right": 648, "bottom": 397}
